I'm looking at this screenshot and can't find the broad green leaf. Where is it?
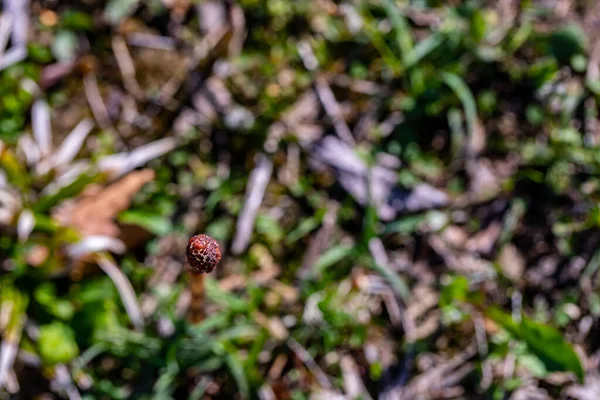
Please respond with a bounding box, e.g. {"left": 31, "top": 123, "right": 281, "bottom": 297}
{"left": 34, "top": 282, "right": 75, "bottom": 320}
{"left": 314, "top": 245, "right": 354, "bottom": 275}
{"left": 33, "top": 212, "right": 60, "bottom": 233}
{"left": 548, "top": 23, "right": 587, "bottom": 63}
{"left": 486, "top": 308, "right": 584, "bottom": 382}
{"left": 38, "top": 322, "right": 79, "bottom": 365}
{"left": 119, "top": 210, "right": 172, "bottom": 236}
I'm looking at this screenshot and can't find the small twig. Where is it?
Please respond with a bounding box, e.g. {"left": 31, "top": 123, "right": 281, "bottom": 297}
{"left": 0, "top": 315, "right": 24, "bottom": 390}
{"left": 298, "top": 202, "right": 338, "bottom": 279}
{"left": 37, "top": 118, "right": 94, "bottom": 175}
{"left": 31, "top": 99, "right": 53, "bottom": 157}
{"left": 96, "top": 254, "right": 144, "bottom": 331}
{"left": 83, "top": 73, "right": 115, "bottom": 131}
{"left": 368, "top": 237, "right": 411, "bottom": 302}
{"left": 340, "top": 355, "right": 373, "bottom": 399}
{"left": 231, "top": 154, "right": 273, "bottom": 255}
{"left": 258, "top": 384, "right": 276, "bottom": 400}
{"left": 127, "top": 32, "right": 176, "bottom": 51}
{"left": 0, "top": 13, "right": 13, "bottom": 58}
{"left": 187, "top": 272, "right": 205, "bottom": 323}
{"left": 0, "top": 47, "right": 26, "bottom": 71}
{"left": 0, "top": 341, "right": 18, "bottom": 390}
{"left": 287, "top": 338, "right": 334, "bottom": 391}
{"left": 112, "top": 35, "right": 144, "bottom": 99}
{"left": 503, "top": 342, "right": 517, "bottom": 381}
{"left": 278, "top": 144, "right": 300, "bottom": 187}
{"left": 17, "top": 134, "right": 41, "bottom": 166}
{"left": 473, "top": 312, "right": 492, "bottom": 390}
{"left": 159, "top": 27, "right": 229, "bottom": 105}
{"left": 4, "top": 0, "right": 28, "bottom": 48}
{"left": 297, "top": 40, "right": 355, "bottom": 146}
{"left": 511, "top": 290, "right": 522, "bottom": 323}
{"left": 97, "top": 137, "right": 177, "bottom": 179}
{"left": 16, "top": 209, "right": 34, "bottom": 243}
{"left": 378, "top": 111, "right": 404, "bottom": 138}
{"left": 54, "top": 364, "right": 81, "bottom": 400}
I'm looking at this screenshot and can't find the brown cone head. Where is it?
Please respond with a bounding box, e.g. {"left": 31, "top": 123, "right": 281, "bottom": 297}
{"left": 186, "top": 234, "right": 221, "bottom": 274}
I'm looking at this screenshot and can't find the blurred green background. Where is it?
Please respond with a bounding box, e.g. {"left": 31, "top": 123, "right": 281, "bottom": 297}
{"left": 1, "top": 0, "right": 600, "bottom": 399}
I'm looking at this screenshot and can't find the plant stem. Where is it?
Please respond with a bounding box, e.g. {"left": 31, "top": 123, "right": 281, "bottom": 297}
{"left": 187, "top": 271, "right": 205, "bottom": 323}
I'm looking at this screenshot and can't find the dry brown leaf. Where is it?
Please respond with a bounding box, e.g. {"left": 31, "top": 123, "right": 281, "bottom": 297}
{"left": 54, "top": 169, "right": 155, "bottom": 238}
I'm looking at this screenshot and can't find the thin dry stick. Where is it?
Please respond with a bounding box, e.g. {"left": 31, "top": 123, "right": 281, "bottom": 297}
{"left": 83, "top": 73, "right": 115, "bottom": 132}
{"left": 188, "top": 272, "right": 205, "bottom": 323}
{"left": 112, "top": 35, "right": 144, "bottom": 99}
{"left": 231, "top": 154, "right": 273, "bottom": 255}
{"left": 297, "top": 40, "right": 355, "bottom": 146}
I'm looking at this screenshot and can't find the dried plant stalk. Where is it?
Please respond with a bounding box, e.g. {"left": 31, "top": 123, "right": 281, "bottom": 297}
{"left": 185, "top": 234, "right": 221, "bottom": 323}
{"left": 187, "top": 271, "right": 205, "bottom": 323}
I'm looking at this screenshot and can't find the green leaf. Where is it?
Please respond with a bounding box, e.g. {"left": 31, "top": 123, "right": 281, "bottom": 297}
{"left": 362, "top": 204, "right": 378, "bottom": 242}
{"left": 33, "top": 212, "right": 61, "bottom": 233}
{"left": 52, "top": 30, "right": 79, "bottom": 62}
{"left": 225, "top": 352, "right": 250, "bottom": 399}
{"left": 62, "top": 10, "right": 94, "bottom": 31}
{"left": 38, "top": 322, "right": 79, "bottom": 365}
{"left": 385, "top": 213, "right": 427, "bottom": 235}
{"left": 548, "top": 23, "right": 587, "bottom": 63}
{"left": 104, "top": 0, "right": 140, "bottom": 24}
{"left": 440, "top": 275, "right": 470, "bottom": 306}
{"left": 404, "top": 32, "right": 444, "bottom": 68}
{"left": 368, "top": 257, "right": 410, "bottom": 302}
{"left": 205, "top": 278, "right": 249, "bottom": 313}
{"left": 217, "top": 325, "right": 259, "bottom": 342}
{"left": 34, "top": 282, "right": 75, "bottom": 320}
{"left": 119, "top": 210, "right": 172, "bottom": 236}
{"left": 358, "top": 5, "right": 402, "bottom": 74}
{"left": 256, "top": 214, "right": 284, "bottom": 243}
{"left": 0, "top": 281, "right": 28, "bottom": 338}
{"left": 381, "top": 0, "right": 413, "bottom": 64}
{"left": 442, "top": 72, "right": 478, "bottom": 149}
{"left": 286, "top": 214, "right": 322, "bottom": 244}
{"left": 486, "top": 308, "right": 584, "bottom": 382}
{"left": 313, "top": 245, "right": 354, "bottom": 275}
{"left": 0, "top": 147, "right": 30, "bottom": 191}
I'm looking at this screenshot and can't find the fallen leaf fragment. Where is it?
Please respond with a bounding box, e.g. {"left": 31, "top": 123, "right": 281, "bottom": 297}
{"left": 54, "top": 169, "right": 155, "bottom": 238}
